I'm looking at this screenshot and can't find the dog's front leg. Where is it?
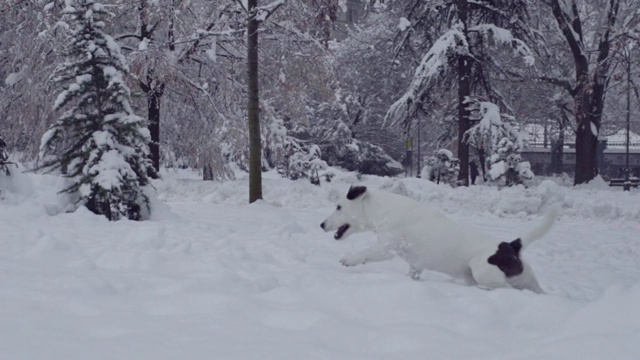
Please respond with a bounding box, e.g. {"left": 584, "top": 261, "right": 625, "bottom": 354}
{"left": 340, "top": 244, "right": 393, "bottom": 267}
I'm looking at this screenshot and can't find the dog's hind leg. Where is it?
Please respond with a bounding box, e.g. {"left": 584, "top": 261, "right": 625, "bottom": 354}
{"left": 468, "top": 254, "right": 512, "bottom": 290}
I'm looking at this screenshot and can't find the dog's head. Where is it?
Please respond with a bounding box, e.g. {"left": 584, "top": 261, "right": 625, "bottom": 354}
{"left": 320, "top": 185, "right": 369, "bottom": 240}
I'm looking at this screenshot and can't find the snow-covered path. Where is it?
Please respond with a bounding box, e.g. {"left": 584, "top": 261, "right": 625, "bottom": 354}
{"left": 1, "top": 171, "right": 639, "bottom": 359}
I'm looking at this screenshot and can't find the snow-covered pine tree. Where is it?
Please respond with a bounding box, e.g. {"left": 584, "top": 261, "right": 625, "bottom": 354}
{"left": 384, "top": 0, "right": 535, "bottom": 186}
{"left": 39, "top": 0, "right": 155, "bottom": 221}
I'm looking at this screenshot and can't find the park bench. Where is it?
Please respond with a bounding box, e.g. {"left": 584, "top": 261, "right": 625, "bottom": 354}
{"left": 609, "top": 178, "right": 640, "bottom": 189}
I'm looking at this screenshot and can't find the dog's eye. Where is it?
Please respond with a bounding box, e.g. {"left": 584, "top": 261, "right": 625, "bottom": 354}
{"left": 337, "top": 205, "right": 341, "bottom": 211}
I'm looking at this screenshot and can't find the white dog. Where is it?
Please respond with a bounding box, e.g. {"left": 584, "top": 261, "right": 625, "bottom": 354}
{"left": 320, "top": 186, "right": 560, "bottom": 293}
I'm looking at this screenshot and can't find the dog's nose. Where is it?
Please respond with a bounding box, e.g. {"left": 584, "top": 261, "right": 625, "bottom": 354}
{"left": 320, "top": 222, "right": 325, "bottom": 230}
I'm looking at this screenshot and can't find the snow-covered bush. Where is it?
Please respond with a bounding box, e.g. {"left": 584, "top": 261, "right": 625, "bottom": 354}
{"left": 465, "top": 101, "right": 533, "bottom": 187}
{"left": 263, "top": 112, "right": 328, "bottom": 184}
{"left": 38, "top": 0, "right": 154, "bottom": 221}
{"left": 321, "top": 139, "right": 403, "bottom": 177}
{"left": 487, "top": 138, "right": 534, "bottom": 186}
{"left": 201, "top": 145, "right": 235, "bottom": 182}
{"left": 421, "top": 149, "right": 460, "bottom": 186}
{"left": 284, "top": 142, "right": 327, "bottom": 184}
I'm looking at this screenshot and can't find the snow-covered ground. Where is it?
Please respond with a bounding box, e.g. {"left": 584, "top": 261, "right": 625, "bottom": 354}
{"left": 1, "top": 168, "right": 640, "bottom": 359}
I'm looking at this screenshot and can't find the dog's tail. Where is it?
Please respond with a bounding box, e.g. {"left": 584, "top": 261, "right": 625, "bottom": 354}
{"left": 519, "top": 204, "right": 561, "bottom": 248}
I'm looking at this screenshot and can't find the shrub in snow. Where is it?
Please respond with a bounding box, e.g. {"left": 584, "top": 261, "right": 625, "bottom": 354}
{"left": 38, "top": 0, "right": 155, "bottom": 221}
{"left": 421, "top": 149, "right": 460, "bottom": 186}
{"left": 282, "top": 142, "right": 327, "bottom": 184}
{"left": 263, "top": 114, "right": 328, "bottom": 184}
{"left": 201, "top": 145, "right": 235, "bottom": 182}
{"left": 465, "top": 101, "right": 533, "bottom": 187}
{"left": 487, "top": 138, "right": 534, "bottom": 186}
{"left": 321, "top": 139, "right": 403, "bottom": 177}
{"left": 286, "top": 143, "right": 316, "bottom": 180}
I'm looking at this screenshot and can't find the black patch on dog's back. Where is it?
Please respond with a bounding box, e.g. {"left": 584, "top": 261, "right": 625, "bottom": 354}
{"left": 487, "top": 238, "right": 523, "bottom": 278}
{"left": 347, "top": 186, "right": 367, "bottom": 200}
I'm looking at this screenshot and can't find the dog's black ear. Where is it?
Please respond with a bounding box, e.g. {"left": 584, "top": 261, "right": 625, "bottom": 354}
{"left": 510, "top": 238, "right": 522, "bottom": 257}
{"left": 346, "top": 186, "right": 367, "bottom": 200}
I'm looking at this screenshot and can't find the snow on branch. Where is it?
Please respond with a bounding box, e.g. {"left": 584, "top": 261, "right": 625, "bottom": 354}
{"left": 254, "top": 0, "right": 285, "bottom": 22}
{"left": 384, "top": 23, "right": 468, "bottom": 128}
{"left": 469, "top": 24, "right": 534, "bottom": 66}
{"left": 234, "top": 0, "right": 248, "bottom": 13}
{"left": 236, "top": 0, "right": 284, "bottom": 21}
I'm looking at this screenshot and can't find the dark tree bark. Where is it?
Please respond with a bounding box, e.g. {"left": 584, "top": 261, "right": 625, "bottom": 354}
{"left": 247, "top": 0, "right": 262, "bottom": 203}
{"left": 548, "top": 0, "right": 620, "bottom": 185}
{"left": 136, "top": 0, "right": 162, "bottom": 178}
{"left": 477, "top": 148, "right": 487, "bottom": 181}
{"left": 203, "top": 163, "right": 214, "bottom": 181}
{"left": 456, "top": 0, "right": 471, "bottom": 187}
{"left": 139, "top": 78, "right": 164, "bottom": 178}
{"left": 550, "top": 117, "right": 565, "bottom": 175}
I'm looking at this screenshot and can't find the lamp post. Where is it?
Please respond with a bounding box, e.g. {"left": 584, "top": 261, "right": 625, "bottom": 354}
{"left": 625, "top": 48, "right": 631, "bottom": 191}
{"left": 405, "top": 136, "right": 413, "bottom": 177}
{"left": 417, "top": 119, "right": 421, "bottom": 178}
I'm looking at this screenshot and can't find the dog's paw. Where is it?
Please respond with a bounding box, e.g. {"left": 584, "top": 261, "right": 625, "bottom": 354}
{"left": 340, "top": 255, "right": 365, "bottom": 267}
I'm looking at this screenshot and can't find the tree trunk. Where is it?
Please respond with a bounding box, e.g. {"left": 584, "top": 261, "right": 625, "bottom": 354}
{"left": 247, "top": 0, "right": 262, "bottom": 203}
{"left": 203, "top": 163, "right": 214, "bottom": 181}
{"left": 456, "top": 0, "right": 471, "bottom": 186}
{"left": 574, "top": 105, "right": 599, "bottom": 184}
{"left": 548, "top": 0, "right": 619, "bottom": 185}
{"left": 550, "top": 118, "right": 565, "bottom": 175}
{"left": 140, "top": 79, "right": 164, "bottom": 178}
{"left": 477, "top": 148, "right": 487, "bottom": 181}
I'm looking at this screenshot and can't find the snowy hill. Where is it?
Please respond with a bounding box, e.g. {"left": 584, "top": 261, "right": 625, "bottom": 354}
{"left": 1, "top": 169, "right": 639, "bottom": 359}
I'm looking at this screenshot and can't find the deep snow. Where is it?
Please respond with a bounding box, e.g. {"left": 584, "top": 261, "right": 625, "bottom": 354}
{"left": 1, "top": 167, "right": 639, "bottom": 359}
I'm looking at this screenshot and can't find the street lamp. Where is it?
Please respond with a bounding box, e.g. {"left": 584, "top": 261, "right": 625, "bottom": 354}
{"left": 625, "top": 47, "right": 631, "bottom": 191}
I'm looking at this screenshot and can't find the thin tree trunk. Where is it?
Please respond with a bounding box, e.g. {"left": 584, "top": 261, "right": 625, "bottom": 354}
{"left": 140, "top": 79, "right": 164, "bottom": 178}
{"left": 137, "top": 1, "right": 162, "bottom": 178}
{"left": 551, "top": 117, "right": 565, "bottom": 175}
{"left": 247, "top": 0, "right": 262, "bottom": 203}
{"left": 456, "top": 0, "right": 471, "bottom": 186}
{"left": 477, "top": 149, "right": 486, "bottom": 181}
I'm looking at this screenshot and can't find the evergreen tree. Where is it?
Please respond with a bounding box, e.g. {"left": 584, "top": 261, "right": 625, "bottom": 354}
{"left": 39, "top": 0, "right": 155, "bottom": 221}
{"left": 384, "top": 0, "right": 535, "bottom": 186}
